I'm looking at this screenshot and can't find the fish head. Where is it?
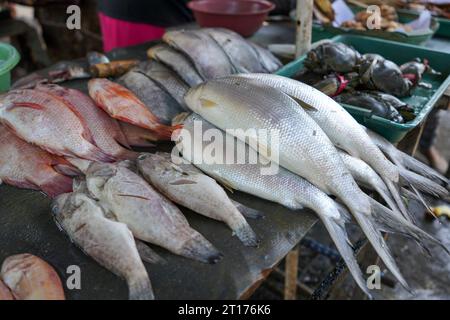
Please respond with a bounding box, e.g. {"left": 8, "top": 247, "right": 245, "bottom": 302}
{"left": 85, "top": 162, "right": 117, "bottom": 199}
{"left": 51, "top": 193, "right": 71, "bottom": 218}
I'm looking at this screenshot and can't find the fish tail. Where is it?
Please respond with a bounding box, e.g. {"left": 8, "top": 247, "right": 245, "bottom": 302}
{"left": 228, "top": 217, "right": 259, "bottom": 247}
{"left": 135, "top": 240, "right": 166, "bottom": 265}
{"left": 398, "top": 152, "right": 448, "bottom": 186}
{"left": 40, "top": 173, "right": 73, "bottom": 198}
{"left": 128, "top": 274, "right": 155, "bottom": 300}
{"left": 83, "top": 145, "right": 117, "bottom": 163}
{"left": 178, "top": 230, "right": 223, "bottom": 264}
{"left": 116, "top": 149, "right": 140, "bottom": 161}
{"left": 351, "top": 205, "right": 411, "bottom": 292}
{"left": 368, "top": 197, "right": 449, "bottom": 256}
{"left": 399, "top": 167, "right": 449, "bottom": 198}
{"left": 383, "top": 177, "right": 415, "bottom": 224}
{"left": 314, "top": 201, "right": 371, "bottom": 297}
{"left": 153, "top": 123, "right": 183, "bottom": 141}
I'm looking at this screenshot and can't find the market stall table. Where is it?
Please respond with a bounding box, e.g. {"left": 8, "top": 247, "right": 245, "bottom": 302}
{"left": 1, "top": 22, "right": 448, "bottom": 300}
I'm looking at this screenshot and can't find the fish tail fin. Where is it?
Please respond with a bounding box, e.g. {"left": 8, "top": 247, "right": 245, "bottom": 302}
{"left": 83, "top": 145, "right": 117, "bottom": 163}
{"left": 231, "top": 200, "right": 265, "bottom": 219}
{"left": 154, "top": 123, "right": 183, "bottom": 141}
{"left": 40, "top": 173, "right": 73, "bottom": 198}
{"left": 128, "top": 275, "right": 155, "bottom": 300}
{"left": 228, "top": 217, "right": 259, "bottom": 247}
{"left": 318, "top": 204, "right": 371, "bottom": 297}
{"left": 399, "top": 167, "right": 449, "bottom": 198}
{"left": 368, "top": 197, "right": 449, "bottom": 256}
{"left": 178, "top": 231, "right": 223, "bottom": 264}
{"left": 135, "top": 240, "right": 166, "bottom": 265}
{"left": 117, "top": 149, "right": 140, "bottom": 161}
{"left": 351, "top": 206, "right": 411, "bottom": 292}
{"left": 399, "top": 152, "right": 448, "bottom": 186}
{"left": 369, "top": 175, "right": 403, "bottom": 218}
{"left": 383, "top": 178, "right": 416, "bottom": 224}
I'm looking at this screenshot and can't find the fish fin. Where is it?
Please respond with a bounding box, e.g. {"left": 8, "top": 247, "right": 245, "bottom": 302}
{"left": 128, "top": 276, "right": 155, "bottom": 300}
{"left": 200, "top": 98, "right": 219, "bottom": 108}
{"left": 177, "top": 230, "right": 223, "bottom": 264}
{"left": 231, "top": 200, "right": 265, "bottom": 219}
{"left": 383, "top": 178, "right": 416, "bottom": 225}
{"left": 169, "top": 178, "right": 197, "bottom": 185}
{"left": 214, "top": 176, "right": 235, "bottom": 193}
{"left": 398, "top": 152, "right": 448, "bottom": 186}
{"left": 80, "top": 145, "right": 116, "bottom": 163}
{"left": 153, "top": 123, "right": 183, "bottom": 141}
{"left": 320, "top": 210, "right": 371, "bottom": 298}
{"left": 231, "top": 219, "right": 259, "bottom": 247}
{"left": 399, "top": 167, "right": 449, "bottom": 198}
{"left": 1, "top": 177, "right": 40, "bottom": 191}
{"left": 172, "top": 112, "right": 191, "bottom": 126}
{"left": 40, "top": 174, "right": 73, "bottom": 198}
{"left": 286, "top": 94, "right": 318, "bottom": 112}
{"left": 135, "top": 239, "right": 166, "bottom": 265}
{"left": 53, "top": 164, "right": 82, "bottom": 177}
{"left": 6, "top": 102, "right": 44, "bottom": 111}
{"left": 369, "top": 197, "right": 449, "bottom": 256}
{"left": 351, "top": 204, "right": 412, "bottom": 292}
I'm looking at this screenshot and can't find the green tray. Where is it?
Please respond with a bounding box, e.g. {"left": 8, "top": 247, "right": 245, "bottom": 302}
{"left": 397, "top": 8, "right": 450, "bottom": 39}
{"left": 275, "top": 35, "right": 450, "bottom": 143}
{"left": 310, "top": 7, "right": 439, "bottom": 45}
{"left": 0, "top": 42, "right": 20, "bottom": 92}
{"left": 435, "top": 17, "right": 450, "bottom": 38}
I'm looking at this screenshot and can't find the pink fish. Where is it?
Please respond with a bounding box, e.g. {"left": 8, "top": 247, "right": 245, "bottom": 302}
{"left": 119, "top": 122, "right": 158, "bottom": 147}
{"left": 35, "top": 84, "right": 136, "bottom": 160}
{"left": 0, "top": 89, "right": 113, "bottom": 162}
{"left": 0, "top": 125, "right": 73, "bottom": 197}
{"left": 88, "top": 78, "right": 181, "bottom": 140}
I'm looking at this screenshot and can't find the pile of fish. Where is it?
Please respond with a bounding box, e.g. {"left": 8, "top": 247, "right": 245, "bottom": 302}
{"left": 175, "top": 73, "right": 449, "bottom": 297}
{"left": 298, "top": 42, "right": 440, "bottom": 123}
{"left": 0, "top": 27, "right": 448, "bottom": 300}
{"left": 0, "top": 254, "right": 65, "bottom": 300}
{"left": 117, "top": 28, "right": 282, "bottom": 125}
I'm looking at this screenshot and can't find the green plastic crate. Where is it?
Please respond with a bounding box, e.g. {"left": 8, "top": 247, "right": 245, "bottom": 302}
{"left": 275, "top": 35, "right": 450, "bottom": 143}
{"left": 0, "top": 42, "right": 20, "bottom": 92}
{"left": 305, "top": 5, "right": 439, "bottom": 45}
{"left": 398, "top": 8, "right": 450, "bottom": 39}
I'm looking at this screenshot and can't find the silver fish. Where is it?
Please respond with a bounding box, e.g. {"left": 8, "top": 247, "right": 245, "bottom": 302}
{"left": 52, "top": 192, "right": 154, "bottom": 300}
{"left": 184, "top": 79, "right": 445, "bottom": 288}
{"left": 248, "top": 42, "right": 282, "bottom": 73}
{"left": 173, "top": 113, "right": 368, "bottom": 296}
{"left": 136, "top": 60, "right": 189, "bottom": 110}
{"left": 175, "top": 114, "right": 447, "bottom": 294}
{"left": 118, "top": 70, "right": 184, "bottom": 124}
{"left": 147, "top": 44, "right": 204, "bottom": 86}
{"left": 163, "top": 29, "right": 235, "bottom": 79}
{"left": 137, "top": 152, "right": 258, "bottom": 247}
{"left": 203, "top": 28, "right": 266, "bottom": 73}
{"left": 85, "top": 162, "right": 222, "bottom": 264}
{"left": 234, "top": 74, "right": 410, "bottom": 222}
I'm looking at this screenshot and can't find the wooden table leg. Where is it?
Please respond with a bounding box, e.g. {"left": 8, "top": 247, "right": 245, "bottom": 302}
{"left": 284, "top": 246, "right": 299, "bottom": 300}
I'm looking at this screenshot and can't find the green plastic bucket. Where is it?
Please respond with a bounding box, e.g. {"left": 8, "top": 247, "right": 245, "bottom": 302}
{"left": 276, "top": 35, "right": 450, "bottom": 143}
{"left": 0, "top": 42, "right": 20, "bottom": 92}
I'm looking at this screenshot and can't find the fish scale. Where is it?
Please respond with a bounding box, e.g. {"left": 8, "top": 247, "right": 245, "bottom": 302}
{"left": 184, "top": 80, "right": 421, "bottom": 288}
{"left": 52, "top": 192, "right": 154, "bottom": 300}
{"left": 35, "top": 84, "right": 135, "bottom": 160}
{"left": 0, "top": 89, "right": 111, "bottom": 162}
{"left": 174, "top": 114, "right": 370, "bottom": 296}
{"left": 235, "top": 74, "right": 410, "bottom": 221}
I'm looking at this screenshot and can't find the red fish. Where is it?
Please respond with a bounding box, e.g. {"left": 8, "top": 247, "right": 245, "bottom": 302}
{"left": 88, "top": 78, "right": 181, "bottom": 140}
{"left": 0, "top": 89, "right": 113, "bottom": 162}
{"left": 0, "top": 124, "right": 73, "bottom": 197}
{"left": 35, "top": 84, "right": 136, "bottom": 160}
